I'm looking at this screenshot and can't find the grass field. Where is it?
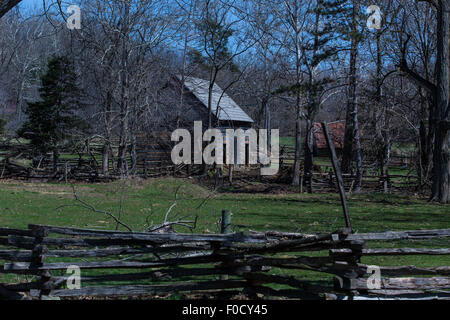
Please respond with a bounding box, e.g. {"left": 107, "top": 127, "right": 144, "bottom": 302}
{"left": 0, "top": 178, "right": 448, "bottom": 293}
{"left": 1, "top": 177, "right": 448, "bottom": 233}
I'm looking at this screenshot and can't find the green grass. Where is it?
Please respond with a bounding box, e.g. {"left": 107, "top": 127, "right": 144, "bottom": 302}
{"left": 392, "top": 142, "right": 416, "bottom": 155}
{"left": 0, "top": 178, "right": 448, "bottom": 294}
{"left": 280, "top": 136, "right": 296, "bottom": 149}
{"left": 1, "top": 178, "right": 447, "bottom": 233}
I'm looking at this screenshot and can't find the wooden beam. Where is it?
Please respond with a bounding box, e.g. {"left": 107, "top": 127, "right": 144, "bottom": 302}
{"left": 345, "top": 229, "right": 450, "bottom": 241}
{"left": 321, "top": 122, "right": 352, "bottom": 232}
{"left": 330, "top": 248, "right": 450, "bottom": 256}
{"left": 45, "top": 280, "right": 249, "bottom": 297}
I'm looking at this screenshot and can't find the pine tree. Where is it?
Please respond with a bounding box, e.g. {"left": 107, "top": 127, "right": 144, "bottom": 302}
{"left": 17, "top": 56, "right": 87, "bottom": 172}
{"left": 278, "top": 0, "right": 351, "bottom": 191}
{"left": 0, "top": 118, "right": 6, "bottom": 135}
{"left": 193, "top": 2, "right": 240, "bottom": 130}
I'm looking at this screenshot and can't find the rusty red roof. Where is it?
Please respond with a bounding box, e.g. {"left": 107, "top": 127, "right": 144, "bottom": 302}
{"left": 313, "top": 121, "right": 346, "bottom": 149}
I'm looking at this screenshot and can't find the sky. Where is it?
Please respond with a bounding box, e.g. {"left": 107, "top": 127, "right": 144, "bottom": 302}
{"left": 17, "top": 0, "right": 78, "bottom": 19}
{"left": 19, "top": 0, "right": 44, "bottom": 11}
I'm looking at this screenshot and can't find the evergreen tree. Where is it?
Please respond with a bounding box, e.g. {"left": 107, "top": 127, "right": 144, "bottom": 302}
{"left": 17, "top": 56, "right": 87, "bottom": 172}
{"left": 193, "top": 14, "right": 239, "bottom": 73}
{"left": 278, "top": 0, "right": 351, "bottom": 191}
{"left": 302, "top": 0, "right": 352, "bottom": 192}
{"left": 0, "top": 118, "right": 6, "bottom": 135}
{"left": 192, "top": 2, "right": 241, "bottom": 129}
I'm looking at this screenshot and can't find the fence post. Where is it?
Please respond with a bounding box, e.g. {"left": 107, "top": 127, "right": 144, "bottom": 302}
{"left": 331, "top": 237, "right": 366, "bottom": 299}
{"left": 321, "top": 122, "right": 353, "bottom": 232}
{"left": 221, "top": 210, "right": 231, "bottom": 234}
{"left": 64, "top": 161, "right": 68, "bottom": 183}
{"left": 143, "top": 159, "right": 148, "bottom": 178}
{"left": 214, "top": 210, "right": 231, "bottom": 280}
{"left": 300, "top": 175, "right": 304, "bottom": 193}
{"left": 228, "top": 165, "right": 234, "bottom": 185}
{"left": 218, "top": 209, "right": 232, "bottom": 282}
{"left": 28, "top": 225, "right": 57, "bottom": 300}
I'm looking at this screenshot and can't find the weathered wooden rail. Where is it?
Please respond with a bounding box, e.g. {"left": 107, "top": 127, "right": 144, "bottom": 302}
{"left": 0, "top": 222, "right": 449, "bottom": 300}
{"left": 1, "top": 137, "right": 419, "bottom": 194}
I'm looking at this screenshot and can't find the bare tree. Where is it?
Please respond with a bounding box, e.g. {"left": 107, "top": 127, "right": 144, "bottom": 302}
{"left": 397, "top": 0, "right": 449, "bottom": 203}
{"left": 0, "top": 0, "right": 21, "bottom": 19}
{"left": 193, "top": 0, "right": 255, "bottom": 129}
{"left": 341, "top": 0, "right": 363, "bottom": 193}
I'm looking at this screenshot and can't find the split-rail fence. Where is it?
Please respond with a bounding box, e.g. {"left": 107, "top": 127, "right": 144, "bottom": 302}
{"left": 0, "top": 219, "right": 448, "bottom": 300}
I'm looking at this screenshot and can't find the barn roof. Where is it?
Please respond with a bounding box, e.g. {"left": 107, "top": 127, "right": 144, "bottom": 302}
{"left": 180, "top": 76, "right": 254, "bottom": 124}
{"left": 313, "top": 121, "right": 346, "bottom": 149}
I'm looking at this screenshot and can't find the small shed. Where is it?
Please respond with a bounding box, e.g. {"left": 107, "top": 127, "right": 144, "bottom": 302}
{"left": 312, "top": 121, "right": 346, "bottom": 155}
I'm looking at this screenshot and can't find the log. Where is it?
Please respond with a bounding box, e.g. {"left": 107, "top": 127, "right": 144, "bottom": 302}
{"left": 51, "top": 267, "right": 235, "bottom": 286}
{"left": 369, "top": 265, "right": 450, "bottom": 276}
{"left": 27, "top": 225, "right": 267, "bottom": 243}
{"left": 0, "top": 227, "right": 33, "bottom": 237}
{"left": 366, "top": 289, "right": 450, "bottom": 297}
{"left": 233, "top": 240, "right": 348, "bottom": 254}
{"left": 248, "top": 230, "right": 311, "bottom": 240}
{"left": 249, "top": 285, "right": 322, "bottom": 300}
{"left": 0, "top": 285, "right": 30, "bottom": 300}
{"left": 0, "top": 250, "right": 32, "bottom": 262}
{"left": 336, "top": 262, "right": 450, "bottom": 276}
{"left": 50, "top": 265, "right": 268, "bottom": 289}
{"left": 45, "top": 244, "right": 212, "bottom": 258}
{"left": 345, "top": 229, "right": 450, "bottom": 241}
{"left": 341, "top": 277, "right": 450, "bottom": 290}
{"left": 45, "top": 280, "right": 249, "bottom": 297}
{"left": 232, "top": 231, "right": 340, "bottom": 255}
{"left": 330, "top": 248, "right": 450, "bottom": 256}
{"left": 2, "top": 281, "right": 41, "bottom": 292}
{"left": 321, "top": 122, "right": 352, "bottom": 231}
{"left": 229, "top": 255, "right": 335, "bottom": 273}
{"left": 2, "top": 253, "right": 239, "bottom": 273}
{"left": 334, "top": 293, "right": 450, "bottom": 300}
{"left": 8, "top": 234, "right": 261, "bottom": 249}
{"left": 243, "top": 273, "right": 331, "bottom": 294}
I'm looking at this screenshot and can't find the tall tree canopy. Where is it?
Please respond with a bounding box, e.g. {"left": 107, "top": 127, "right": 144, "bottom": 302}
{"left": 17, "top": 56, "right": 87, "bottom": 170}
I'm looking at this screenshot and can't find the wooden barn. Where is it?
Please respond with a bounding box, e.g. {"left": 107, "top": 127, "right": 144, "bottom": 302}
{"left": 136, "top": 76, "right": 255, "bottom": 169}
{"left": 312, "top": 121, "right": 346, "bottom": 156}
{"left": 180, "top": 76, "right": 254, "bottom": 131}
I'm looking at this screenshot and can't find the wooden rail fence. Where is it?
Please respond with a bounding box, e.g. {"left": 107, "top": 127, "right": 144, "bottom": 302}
{"left": 0, "top": 220, "right": 449, "bottom": 300}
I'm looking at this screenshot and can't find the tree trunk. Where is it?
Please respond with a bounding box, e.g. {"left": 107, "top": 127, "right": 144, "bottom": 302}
{"left": 117, "top": 0, "right": 130, "bottom": 177}
{"left": 53, "top": 148, "right": 59, "bottom": 174}
{"left": 431, "top": 1, "right": 450, "bottom": 203}
{"left": 102, "top": 140, "right": 110, "bottom": 175}
{"left": 264, "top": 99, "right": 271, "bottom": 153}
{"left": 341, "top": 0, "right": 360, "bottom": 175}
{"left": 381, "top": 142, "right": 391, "bottom": 193}
{"left": 292, "top": 117, "right": 302, "bottom": 186}
{"left": 130, "top": 130, "right": 137, "bottom": 175}
{"left": 373, "top": 28, "right": 390, "bottom": 193}
{"left": 418, "top": 92, "right": 433, "bottom": 187}
{"left": 304, "top": 120, "right": 314, "bottom": 193}
{"left": 0, "top": 0, "right": 21, "bottom": 18}
{"left": 353, "top": 102, "right": 363, "bottom": 193}
{"left": 291, "top": 0, "right": 303, "bottom": 188}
